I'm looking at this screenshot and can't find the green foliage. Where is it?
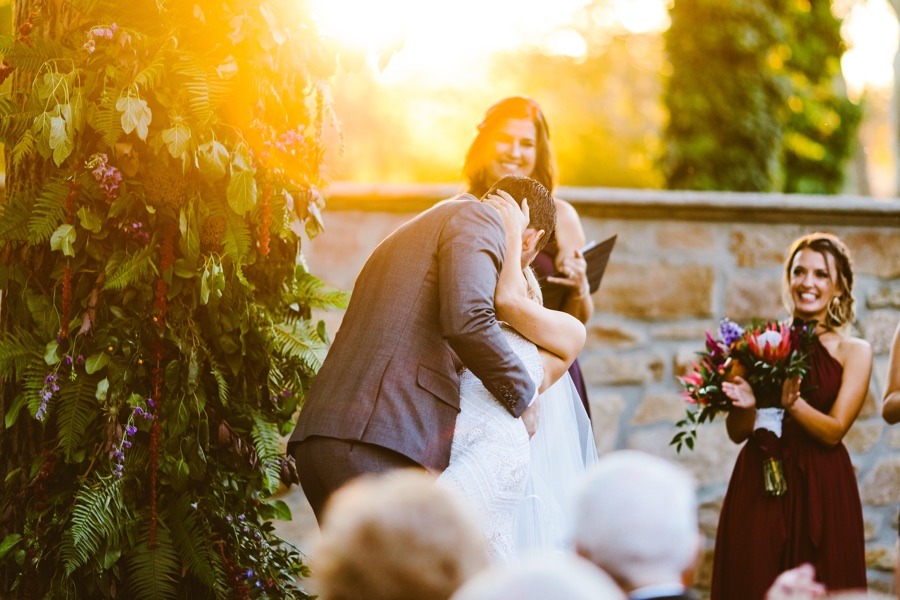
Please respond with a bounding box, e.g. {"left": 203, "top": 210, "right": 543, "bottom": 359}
{"left": 780, "top": 1, "right": 862, "bottom": 194}
{"left": 662, "top": 0, "right": 860, "bottom": 193}
{"left": 0, "top": 1, "right": 342, "bottom": 597}
{"left": 663, "top": 0, "right": 788, "bottom": 191}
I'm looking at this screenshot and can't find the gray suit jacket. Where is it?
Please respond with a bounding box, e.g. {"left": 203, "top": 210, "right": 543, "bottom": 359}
{"left": 289, "top": 196, "right": 537, "bottom": 471}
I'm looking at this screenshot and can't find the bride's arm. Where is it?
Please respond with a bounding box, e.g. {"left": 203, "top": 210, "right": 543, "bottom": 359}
{"left": 492, "top": 216, "right": 585, "bottom": 391}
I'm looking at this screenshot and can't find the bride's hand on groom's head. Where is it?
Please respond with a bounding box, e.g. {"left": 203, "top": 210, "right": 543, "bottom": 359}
{"left": 484, "top": 191, "right": 528, "bottom": 237}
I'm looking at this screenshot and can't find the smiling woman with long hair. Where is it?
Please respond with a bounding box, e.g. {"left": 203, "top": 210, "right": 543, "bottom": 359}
{"left": 711, "top": 233, "right": 872, "bottom": 599}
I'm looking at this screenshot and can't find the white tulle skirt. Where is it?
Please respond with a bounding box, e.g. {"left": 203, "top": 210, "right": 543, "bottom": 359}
{"left": 514, "top": 372, "right": 598, "bottom": 557}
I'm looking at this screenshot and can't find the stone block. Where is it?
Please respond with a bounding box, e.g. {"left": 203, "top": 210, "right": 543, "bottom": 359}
{"left": 844, "top": 420, "right": 884, "bottom": 455}
{"left": 866, "top": 545, "right": 898, "bottom": 572}
{"left": 674, "top": 345, "right": 702, "bottom": 378}
{"left": 860, "top": 456, "right": 900, "bottom": 506}
{"left": 843, "top": 230, "right": 900, "bottom": 279}
{"left": 601, "top": 263, "right": 714, "bottom": 319}
{"left": 581, "top": 352, "right": 665, "bottom": 386}
{"left": 888, "top": 428, "right": 900, "bottom": 450}
{"left": 858, "top": 387, "right": 881, "bottom": 420}
{"left": 307, "top": 211, "right": 414, "bottom": 290}
{"left": 860, "top": 310, "right": 900, "bottom": 355}
{"left": 585, "top": 318, "right": 646, "bottom": 348}
{"left": 724, "top": 275, "right": 784, "bottom": 322}
{"left": 867, "top": 284, "right": 900, "bottom": 310}
{"left": 694, "top": 548, "right": 716, "bottom": 591}
{"left": 653, "top": 321, "right": 717, "bottom": 341}
{"left": 698, "top": 497, "right": 724, "bottom": 538}
{"left": 627, "top": 422, "right": 741, "bottom": 487}
{"left": 656, "top": 222, "right": 718, "bottom": 250}
{"left": 729, "top": 229, "right": 800, "bottom": 268}
{"left": 631, "top": 392, "right": 689, "bottom": 426}
{"left": 590, "top": 393, "right": 626, "bottom": 455}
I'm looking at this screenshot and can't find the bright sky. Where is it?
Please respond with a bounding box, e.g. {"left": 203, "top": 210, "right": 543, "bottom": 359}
{"left": 308, "top": 0, "right": 898, "bottom": 95}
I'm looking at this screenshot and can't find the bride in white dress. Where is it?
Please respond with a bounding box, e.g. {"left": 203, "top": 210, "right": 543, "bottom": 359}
{"left": 439, "top": 193, "right": 596, "bottom": 563}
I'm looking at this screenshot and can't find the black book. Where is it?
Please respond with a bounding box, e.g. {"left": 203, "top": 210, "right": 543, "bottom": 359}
{"left": 538, "top": 234, "right": 617, "bottom": 308}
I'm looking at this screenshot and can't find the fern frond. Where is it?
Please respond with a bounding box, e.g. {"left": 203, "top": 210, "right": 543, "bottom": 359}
{"left": 133, "top": 37, "right": 175, "bottom": 92}
{"left": 0, "top": 95, "right": 32, "bottom": 145}
{"left": 172, "top": 55, "right": 233, "bottom": 126}
{"left": 290, "top": 273, "right": 349, "bottom": 311}
{"left": 251, "top": 412, "right": 283, "bottom": 494}
{"left": 9, "top": 129, "right": 37, "bottom": 167}
{"left": 61, "top": 476, "right": 124, "bottom": 574}
{"left": 56, "top": 374, "right": 100, "bottom": 461}
{"left": 0, "top": 34, "right": 15, "bottom": 54}
{"left": 271, "top": 316, "right": 326, "bottom": 373}
{"left": 86, "top": 94, "right": 121, "bottom": 149}
{"left": 166, "top": 495, "right": 222, "bottom": 592}
{"left": 208, "top": 200, "right": 250, "bottom": 264}
{"left": 126, "top": 520, "right": 180, "bottom": 600}
{"left": 0, "top": 329, "right": 41, "bottom": 380}
{"left": 4, "top": 39, "right": 66, "bottom": 72}
{"left": 26, "top": 179, "right": 68, "bottom": 244}
{"left": 22, "top": 358, "right": 47, "bottom": 418}
{"left": 103, "top": 244, "right": 158, "bottom": 291}
{"left": 206, "top": 353, "right": 230, "bottom": 406}
{"left": 0, "top": 195, "right": 32, "bottom": 242}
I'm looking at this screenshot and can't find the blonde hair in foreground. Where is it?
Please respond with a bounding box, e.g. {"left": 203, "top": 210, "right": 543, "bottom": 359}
{"left": 313, "top": 470, "right": 489, "bottom": 600}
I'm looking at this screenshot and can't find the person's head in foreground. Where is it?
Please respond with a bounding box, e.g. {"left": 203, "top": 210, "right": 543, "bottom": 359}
{"left": 572, "top": 450, "right": 700, "bottom": 594}
{"left": 314, "top": 469, "right": 489, "bottom": 600}
{"left": 782, "top": 232, "right": 856, "bottom": 330}
{"left": 450, "top": 554, "right": 625, "bottom": 600}
{"left": 483, "top": 174, "right": 556, "bottom": 266}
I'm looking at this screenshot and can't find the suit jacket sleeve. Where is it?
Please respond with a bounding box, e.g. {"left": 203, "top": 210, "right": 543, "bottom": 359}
{"left": 438, "top": 201, "right": 536, "bottom": 417}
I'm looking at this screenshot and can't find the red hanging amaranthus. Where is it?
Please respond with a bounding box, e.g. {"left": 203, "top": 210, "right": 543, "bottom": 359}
{"left": 259, "top": 181, "right": 272, "bottom": 256}
{"left": 59, "top": 182, "right": 78, "bottom": 340}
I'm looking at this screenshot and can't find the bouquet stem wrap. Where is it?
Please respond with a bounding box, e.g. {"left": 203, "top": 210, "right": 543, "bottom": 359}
{"left": 752, "top": 413, "right": 787, "bottom": 497}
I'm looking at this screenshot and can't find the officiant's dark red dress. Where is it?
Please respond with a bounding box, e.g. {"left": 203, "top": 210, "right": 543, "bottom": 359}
{"left": 710, "top": 337, "right": 867, "bottom": 600}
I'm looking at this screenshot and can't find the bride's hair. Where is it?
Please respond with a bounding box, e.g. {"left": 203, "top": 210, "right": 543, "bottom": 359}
{"left": 524, "top": 267, "right": 543, "bottom": 306}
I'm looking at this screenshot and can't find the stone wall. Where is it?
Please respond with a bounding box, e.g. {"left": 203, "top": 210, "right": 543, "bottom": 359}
{"left": 295, "top": 184, "right": 900, "bottom": 596}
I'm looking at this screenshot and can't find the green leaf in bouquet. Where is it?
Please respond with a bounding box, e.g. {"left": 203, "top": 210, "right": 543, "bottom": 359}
{"left": 85, "top": 352, "right": 109, "bottom": 374}
{"left": 44, "top": 340, "right": 61, "bottom": 365}
{"left": 116, "top": 94, "right": 152, "bottom": 140}
{"left": 197, "top": 140, "right": 229, "bottom": 181}
{"left": 77, "top": 206, "right": 102, "bottom": 233}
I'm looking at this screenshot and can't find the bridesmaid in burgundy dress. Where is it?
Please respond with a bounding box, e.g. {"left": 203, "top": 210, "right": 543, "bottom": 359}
{"left": 711, "top": 233, "right": 872, "bottom": 599}
{"left": 463, "top": 97, "right": 594, "bottom": 413}
{"left": 881, "top": 320, "right": 900, "bottom": 594}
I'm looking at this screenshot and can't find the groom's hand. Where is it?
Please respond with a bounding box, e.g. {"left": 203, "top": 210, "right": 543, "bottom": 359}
{"left": 521, "top": 396, "right": 541, "bottom": 438}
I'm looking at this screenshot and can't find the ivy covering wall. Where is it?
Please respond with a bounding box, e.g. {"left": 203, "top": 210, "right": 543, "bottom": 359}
{"left": 0, "top": 1, "right": 346, "bottom": 598}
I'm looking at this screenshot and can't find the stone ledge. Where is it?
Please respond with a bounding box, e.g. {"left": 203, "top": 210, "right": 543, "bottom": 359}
{"left": 322, "top": 182, "right": 900, "bottom": 227}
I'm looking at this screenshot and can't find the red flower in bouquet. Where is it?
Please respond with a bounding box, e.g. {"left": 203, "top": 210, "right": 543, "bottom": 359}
{"left": 745, "top": 323, "right": 792, "bottom": 365}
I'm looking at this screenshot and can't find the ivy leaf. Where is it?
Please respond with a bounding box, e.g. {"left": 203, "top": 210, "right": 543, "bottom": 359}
{"left": 95, "top": 378, "right": 109, "bottom": 402}
{"left": 50, "top": 224, "right": 75, "bottom": 256}
{"left": 0, "top": 534, "right": 22, "bottom": 561}
{"left": 196, "top": 140, "right": 228, "bottom": 181}
{"left": 162, "top": 119, "right": 191, "bottom": 159}
{"left": 115, "top": 96, "right": 152, "bottom": 140}
{"left": 77, "top": 207, "right": 102, "bottom": 233}
{"left": 84, "top": 353, "right": 109, "bottom": 375}
{"left": 226, "top": 169, "right": 256, "bottom": 215}
{"left": 44, "top": 340, "right": 61, "bottom": 365}
{"left": 31, "top": 111, "right": 53, "bottom": 158}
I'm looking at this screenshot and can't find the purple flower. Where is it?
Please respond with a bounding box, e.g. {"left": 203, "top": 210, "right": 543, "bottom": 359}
{"left": 226, "top": 515, "right": 233, "bottom": 523}
{"left": 133, "top": 407, "right": 144, "bottom": 417}
{"left": 245, "top": 570, "right": 254, "bottom": 579}
{"left": 64, "top": 355, "right": 73, "bottom": 366}
{"left": 147, "top": 397, "right": 156, "bottom": 408}
{"left": 123, "top": 440, "right": 132, "bottom": 449}
{"left": 717, "top": 318, "right": 745, "bottom": 347}
{"left": 86, "top": 154, "right": 122, "bottom": 201}
{"left": 126, "top": 425, "right": 137, "bottom": 436}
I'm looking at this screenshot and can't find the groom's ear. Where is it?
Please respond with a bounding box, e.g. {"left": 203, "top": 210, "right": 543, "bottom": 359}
{"left": 522, "top": 228, "right": 545, "bottom": 255}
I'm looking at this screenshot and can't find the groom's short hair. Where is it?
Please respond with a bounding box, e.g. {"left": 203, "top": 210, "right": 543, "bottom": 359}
{"left": 484, "top": 175, "right": 556, "bottom": 254}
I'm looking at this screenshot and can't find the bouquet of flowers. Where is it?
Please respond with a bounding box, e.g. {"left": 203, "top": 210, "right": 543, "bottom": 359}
{"left": 671, "top": 318, "right": 815, "bottom": 496}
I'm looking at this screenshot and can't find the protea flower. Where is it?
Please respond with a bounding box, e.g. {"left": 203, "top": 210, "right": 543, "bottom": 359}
{"left": 746, "top": 323, "right": 792, "bottom": 364}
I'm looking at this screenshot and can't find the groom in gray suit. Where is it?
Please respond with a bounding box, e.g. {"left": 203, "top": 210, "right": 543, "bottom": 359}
{"left": 289, "top": 175, "right": 557, "bottom": 520}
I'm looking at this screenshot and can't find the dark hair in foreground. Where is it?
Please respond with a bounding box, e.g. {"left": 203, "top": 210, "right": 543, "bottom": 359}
{"left": 464, "top": 96, "right": 556, "bottom": 197}
{"left": 484, "top": 175, "right": 556, "bottom": 255}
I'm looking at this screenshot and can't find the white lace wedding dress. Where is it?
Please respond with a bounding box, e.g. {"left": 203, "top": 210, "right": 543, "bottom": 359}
{"left": 438, "top": 324, "right": 540, "bottom": 564}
